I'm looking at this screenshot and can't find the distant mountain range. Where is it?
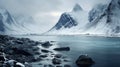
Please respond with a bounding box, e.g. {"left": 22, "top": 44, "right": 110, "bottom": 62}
{"left": 0, "top": 8, "right": 35, "bottom": 35}
{"left": 1, "top": 0, "right": 120, "bottom": 36}
{"left": 47, "top": 0, "right": 120, "bottom": 36}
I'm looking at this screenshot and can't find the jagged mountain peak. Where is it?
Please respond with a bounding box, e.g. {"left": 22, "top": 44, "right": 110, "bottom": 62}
{"left": 0, "top": 8, "right": 10, "bottom": 16}
{"left": 72, "top": 3, "right": 82, "bottom": 12}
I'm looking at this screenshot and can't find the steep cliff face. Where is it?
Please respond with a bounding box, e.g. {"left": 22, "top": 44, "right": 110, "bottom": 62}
{"left": 51, "top": 13, "right": 78, "bottom": 30}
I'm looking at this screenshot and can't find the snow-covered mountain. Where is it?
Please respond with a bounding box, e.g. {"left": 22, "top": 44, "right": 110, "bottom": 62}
{"left": 47, "top": 4, "right": 89, "bottom": 35}
{"left": 0, "top": 8, "right": 38, "bottom": 35}
{"left": 47, "top": 0, "right": 120, "bottom": 36}
{"left": 0, "top": 8, "right": 20, "bottom": 34}
{"left": 86, "top": 0, "right": 120, "bottom": 35}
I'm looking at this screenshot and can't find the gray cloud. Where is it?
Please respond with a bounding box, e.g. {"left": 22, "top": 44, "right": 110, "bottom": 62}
{"left": 0, "top": 0, "right": 111, "bottom": 16}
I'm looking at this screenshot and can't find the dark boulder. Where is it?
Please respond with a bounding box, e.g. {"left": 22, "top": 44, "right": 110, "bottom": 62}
{"left": 39, "top": 54, "right": 48, "bottom": 58}
{"left": 53, "top": 47, "right": 70, "bottom": 51}
{"left": 41, "top": 49, "right": 51, "bottom": 53}
{"left": 76, "top": 55, "right": 95, "bottom": 67}
{"left": 41, "top": 41, "right": 52, "bottom": 48}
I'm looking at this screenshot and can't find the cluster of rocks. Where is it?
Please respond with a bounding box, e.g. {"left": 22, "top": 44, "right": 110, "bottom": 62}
{"left": 0, "top": 35, "right": 72, "bottom": 67}
{"left": 36, "top": 41, "right": 71, "bottom": 67}
{"left": 0, "top": 35, "right": 95, "bottom": 67}
{"left": 0, "top": 35, "right": 42, "bottom": 67}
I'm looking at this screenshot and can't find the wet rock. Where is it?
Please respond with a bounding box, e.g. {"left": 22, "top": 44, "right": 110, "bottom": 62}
{"left": 52, "top": 58, "right": 62, "bottom": 65}
{"left": 44, "top": 64, "right": 54, "bottom": 67}
{"left": 32, "top": 47, "right": 39, "bottom": 51}
{"left": 41, "top": 41, "right": 52, "bottom": 48}
{"left": 56, "top": 66, "right": 62, "bottom": 67}
{"left": 3, "top": 60, "right": 25, "bottom": 67}
{"left": 76, "top": 55, "right": 95, "bottom": 67}
{"left": 41, "top": 49, "right": 51, "bottom": 53}
{"left": 34, "top": 51, "right": 41, "bottom": 55}
{"left": 11, "top": 47, "right": 32, "bottom": 56}
{"left": 14, "top": 40, "right": 23, "bottom": 44}
{"left": 0, "top": 54, "right": 5, "bottom": 61}
{"left": 63, "top": 59, "right": 70, "bottom": 62}
{"left": 54, "top": 54, "right": 62, "bottom": 58}
{"left": 39, "top": 54, "right": 48, "bottom": 58}
{"left": 64, "top": 64, "right": 71, "bottom": 67}
{"left": 53, "top": 47, "right": 70, "bottom": 51}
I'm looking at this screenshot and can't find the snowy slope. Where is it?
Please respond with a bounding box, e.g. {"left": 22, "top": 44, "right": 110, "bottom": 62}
{"left": 47, "top": 0, "right": 120, "bottom": 36}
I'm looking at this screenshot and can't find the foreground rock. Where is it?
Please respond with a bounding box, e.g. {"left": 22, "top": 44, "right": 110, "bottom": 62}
{"left": 76, "top": 55, "right": 95, "bottom": 67}
{"left": 0, "top": 35, "right": 71, "bottom": 67}
{"left": 41, "top": 41, "right": 52, "bottom": 48}
{"left": 3, "top": 60, "right": 25, "bottom": 67}
{"left": 53, "top": 47, "right": 70, "bottom": 51}
{"left": 0, "top": 35, "right": 42, "bottom": 67}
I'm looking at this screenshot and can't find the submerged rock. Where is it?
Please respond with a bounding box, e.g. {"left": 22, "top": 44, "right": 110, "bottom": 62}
{"left": 76, "top": 55, "right": 95, "bottom": 67}
{"left": 54, "top": 54, "right": 62, "bottom": 58}
{"left": 52, "top": 58, "right": 62, "bottom": 65}
{"left": 64, "top": 64, "right": 71, "bottom": 67}
{"left": 53, "top": 47, "right": 70, "bottom": 51}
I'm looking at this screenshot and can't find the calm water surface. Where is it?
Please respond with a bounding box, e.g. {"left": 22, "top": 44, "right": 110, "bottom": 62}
{"left": 14, "top": 35, "right": 120, "bottom": 67}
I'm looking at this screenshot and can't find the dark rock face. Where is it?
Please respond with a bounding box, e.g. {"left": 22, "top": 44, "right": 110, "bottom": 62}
{"left": 53, "top": 47, "right": 70, "bottom": 51}
{"left": 76, "top": 55, "right": 95, "bottom": 67}
{"left": 88, "top": 4, "right": 106, "bottom": 22}
{"left": 50, "top": 13, "right": 78, "bottom": 30}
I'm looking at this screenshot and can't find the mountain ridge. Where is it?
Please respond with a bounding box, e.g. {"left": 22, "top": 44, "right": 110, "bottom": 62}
{"left": 47, "top": 0, "right": 120, "bottom": 35}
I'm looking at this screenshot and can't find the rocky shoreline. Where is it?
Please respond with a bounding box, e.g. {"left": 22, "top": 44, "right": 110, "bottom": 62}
{"left": 0, "top": 35, "right": 72, "bottom": 67}
{"left": 0, "top": 35, "right": 95, "bottom": 67}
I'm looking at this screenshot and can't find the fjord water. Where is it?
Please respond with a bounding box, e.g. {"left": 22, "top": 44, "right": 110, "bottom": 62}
{"left": 16, "top": 35, "right": 120, "bottom": 67}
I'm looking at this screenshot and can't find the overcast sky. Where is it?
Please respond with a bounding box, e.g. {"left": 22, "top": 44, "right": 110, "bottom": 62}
{"left": 0, "top": 0, "right": 111, "bottom": 33}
